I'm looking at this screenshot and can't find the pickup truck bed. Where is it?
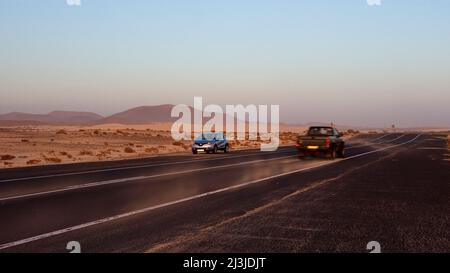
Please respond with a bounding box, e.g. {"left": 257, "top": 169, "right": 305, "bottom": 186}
{"left": 296, "top": 126, "right": 345, "bottom": 159}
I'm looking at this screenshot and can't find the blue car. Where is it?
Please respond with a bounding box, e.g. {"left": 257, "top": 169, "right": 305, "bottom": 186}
{"left": 192, "top": 132, "right": 230, "bottom": 154}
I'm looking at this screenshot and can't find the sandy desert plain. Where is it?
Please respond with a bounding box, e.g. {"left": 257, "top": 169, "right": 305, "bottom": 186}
{"left": 0, "top": 123, "right": 311, "bottom": 169}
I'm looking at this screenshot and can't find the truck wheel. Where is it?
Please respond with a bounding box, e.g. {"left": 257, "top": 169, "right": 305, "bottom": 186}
{"left": 329, "top": 147, "right": 336, "bottom": 159}
{"left": 337, "top": 146, "right": 345, "bottom": 158}
{"left": 298, "top": 151, "right": 306, "bottom": 159}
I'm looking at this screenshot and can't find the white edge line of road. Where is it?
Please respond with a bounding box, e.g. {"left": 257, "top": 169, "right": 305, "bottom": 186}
{"left": 0, "top": 154, "right": 298, "bottom": 202}
{"left": 0, "top": 149, "right": 289, "bottom": 183}
{"left": 0, "top": 134, "right": 422, "bottom": 250}
{"left": 349, "top": 134, "right": 403, "bottom": 148}
{"left": 0, "top": 134, "right": 397, "bottom": 202}
{"left": 369, "top": 133, "right": 391, "bottom": 142}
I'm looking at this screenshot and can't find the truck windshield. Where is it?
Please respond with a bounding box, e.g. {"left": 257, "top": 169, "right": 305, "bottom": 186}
{"left": 308, "top": 127, "right": 334, "bottom": 136}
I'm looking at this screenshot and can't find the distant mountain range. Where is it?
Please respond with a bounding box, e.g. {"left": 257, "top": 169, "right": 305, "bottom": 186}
{"left": 0, "top": 105, "right": 182, "bottom": 125}
{"left": 0, "top": 111, "right": 104, "bottom": 125}
{"left": 1, "top": 106, "right": 446, "bottom": 130}
{"left": 101, "top": 104, "right": 178, "bottom": 124}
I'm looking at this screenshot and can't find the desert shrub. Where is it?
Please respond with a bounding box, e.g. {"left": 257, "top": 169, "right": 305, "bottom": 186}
{"left": 97, "top": 150, "right": 111, "bottom": 157}
{"left": 56, "top": 129, "right": 68, "bottom": 135}
{"left": 145, "top": 147, "right": 159, "bottom": 153}
{"left": 124, "top": 147, "right": 135, "bottom": 153}
{"left": 26, "top": 159, "right": 41, "bottom": 165}
{"left": 0, "top": 155, "right": 15, "bottom": 160}
{"left": 172, "top": 141, "right": 184, "bottom": 146}
{"left": 93, "top": 130, "right": 100, "bottom": 135}
{"left": 79, "top": 150, "right": 94, "bottom": 156}
{"left": 44, "top": 157, "right": 62, "bottom": 163}
{"left": 136, "top": 144, "right": 143, "bottom": 148}
{"left": 3, "top": 162, "right": 13, "bottom": 166}
{"left": 21, "top": 139, "right": 30, "bottom": 143}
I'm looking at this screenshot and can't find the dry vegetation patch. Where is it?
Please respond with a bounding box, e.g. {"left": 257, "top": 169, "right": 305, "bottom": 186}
{"left": 1, "top": 154, "right": 16, "bottom": 160}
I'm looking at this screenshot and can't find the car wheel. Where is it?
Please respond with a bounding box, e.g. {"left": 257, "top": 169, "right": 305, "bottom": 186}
{"left": 192, "top": 149, "right": 197, "bottom": 154}
{"left": 213, "top": 145, "right": 218, "bottom": 154}
{"left": 224, "top": 144, "right": 230, "bottom": 153}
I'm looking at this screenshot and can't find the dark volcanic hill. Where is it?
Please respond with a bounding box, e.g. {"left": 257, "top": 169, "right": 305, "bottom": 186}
{"left": 100, "top": 104, "right": 182, "bottom": 124}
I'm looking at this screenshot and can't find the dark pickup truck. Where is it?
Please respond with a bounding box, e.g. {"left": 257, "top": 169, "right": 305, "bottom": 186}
{"left": 296, "top": 126, "right": 345, "bottom": 159}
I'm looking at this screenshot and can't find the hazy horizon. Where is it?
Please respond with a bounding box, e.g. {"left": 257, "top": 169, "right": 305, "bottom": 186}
{"left": 1, "top": 1, "right": 450, "bottom": 128}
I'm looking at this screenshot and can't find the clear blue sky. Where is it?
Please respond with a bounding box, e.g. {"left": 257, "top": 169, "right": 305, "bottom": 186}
{"left": 1, "top": 0, "right": 449, "bottom": 127}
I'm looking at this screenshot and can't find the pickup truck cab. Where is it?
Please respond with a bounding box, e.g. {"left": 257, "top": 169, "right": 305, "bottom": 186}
{"left": 296, "top": 126, "right": 345, "bottom": 159}
{"left": 192, "top": 132, "right": 230, "bottom": 154}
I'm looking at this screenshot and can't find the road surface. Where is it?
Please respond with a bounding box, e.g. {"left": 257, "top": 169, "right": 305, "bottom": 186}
{"left": 0, "top": 133, "right": 448, "bottom": 252}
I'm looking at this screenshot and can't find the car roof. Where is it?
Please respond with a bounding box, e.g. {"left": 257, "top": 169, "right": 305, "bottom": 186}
{"left": 309, "top": 126, "right": 334, "bottom": 129}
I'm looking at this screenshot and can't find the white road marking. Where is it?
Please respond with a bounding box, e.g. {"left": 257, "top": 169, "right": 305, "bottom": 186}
{"left": 370, "top": 134, "right": 391, "bottom": 142}
{"left": 0, "top": 149, "right": 289, "bottom": 183}
{"left": 0, "top": 155, "right": 298, "bottom": 202}
{"left": 0, "top": 135, "right": 404, "bottom": 202}
{"left": 346, "top": 134, "right": 399, "bottom": 149}
{"left": 417, "top": 147, "right": 447, "bottom": 150}
{"left": 0, "top": 134, "right": 421, "bottom": 250}
{"left": 382, "top": 134, "right": 406, "bottom": 143}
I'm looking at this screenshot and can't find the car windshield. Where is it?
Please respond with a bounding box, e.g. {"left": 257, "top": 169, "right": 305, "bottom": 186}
{"left": 195, "top": 133, "right": 224, "bottom": 141}
{"left": 308, "top": 127, "right": 334, "bottom": 136}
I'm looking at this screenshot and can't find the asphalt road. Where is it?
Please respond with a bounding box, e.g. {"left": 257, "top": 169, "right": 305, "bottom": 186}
{"left": 0, "top": 133, "right": 448, "bottom": 253}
